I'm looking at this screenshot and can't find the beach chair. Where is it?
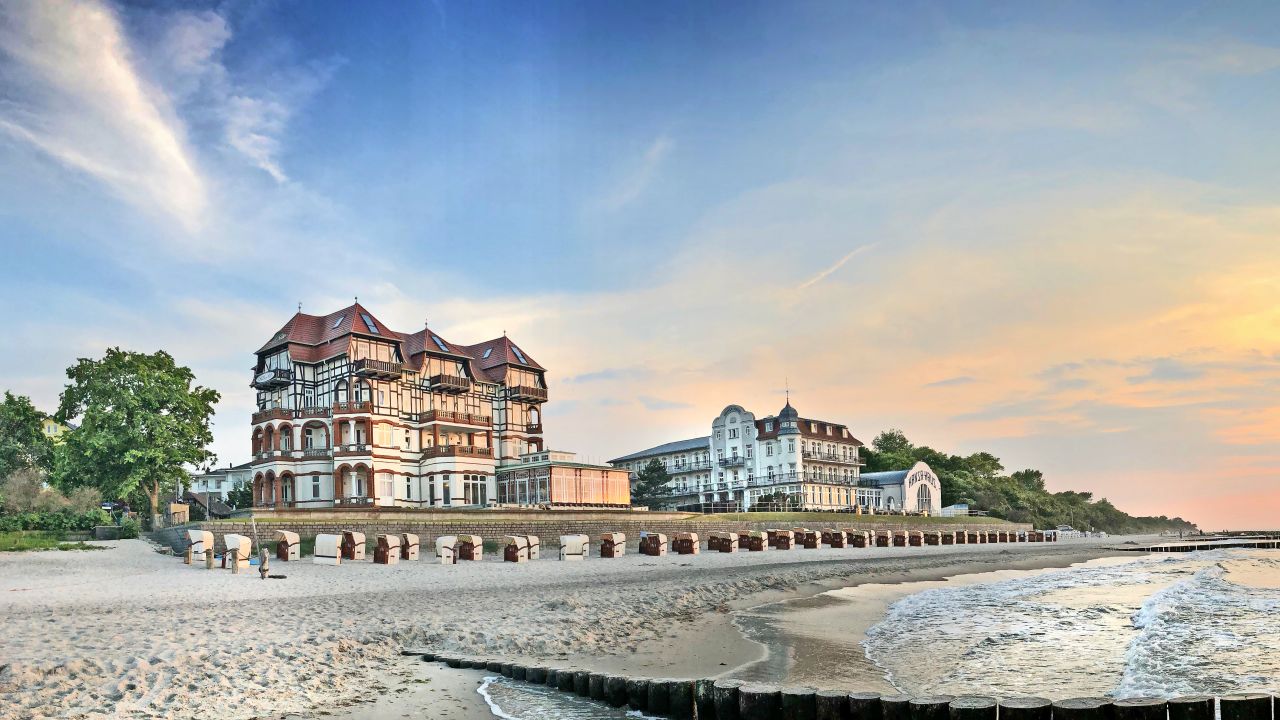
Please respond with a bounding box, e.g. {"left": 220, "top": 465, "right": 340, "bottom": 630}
{"left": 222, "top": 534, "right": 252, "bottom": 567}
{"left": 275, "top": 530, "right": 300, "bottom": 561}
{"left": 186, "top": 529, "right": 213, "bottom": 563}
{"left": 848, "top": 530, "right": 870, "bottom": 548}
{"left": 526, "top": 535, "right": 541, "bottom": 560}
{"left": 737, "top": 531, "right": 753, "bottom": 549}
{"left": 400, "top": 533, "right": 420, "bottom": 561}
{"left": 708, "top": 533, "right": 721, "bottom": 552}
{"left": 791, "top": 528, "right": 818, "bottom": 549}
{"left": 892, "top": 531, "right": 908, "bottom": 547}
{"left": 435, "top": 535, "right": 458, "bottom": 564}
{"left": 747, "top": 530, "right": 768, "bottom": 551}
{"left": 674, "top": 532, "right": 700, "bottom": 555}
{"left": 996, "top": 531, "right": 1008, "bottom": 543}
{"left": 341, "top": 531, "right": 366, "bottom": 560}
{"left": 639, "top": 532, "right": 667, "bottom": 556}
{"left": 712, "top": 531, "right": 736, "bottom": 553}
{"left": 600, "top": 532, "right": 626, "bottom": 558}
{"left": 909, "top": 531, "right": 924, "bottom": 547}
{"left": 875, "top": 530, "right": 892, "bottom": 547}
{"left": 559, "top": 534, "right": 589, "bottom": 561}
{"left": 374, "top": 534, "right": 401, "bottom": 565}
{"left": 966, "top": 531, "right": 981, "bottom": 544}
{"left": 923, "top": 531, "right": 941, "bottom": 546}
{"left": 822, "top": 529, "right": 847, "bottom": 548}
{"left": 503, "top": 535, "right": 530, "bottom": 562}
{"left": 1031, "top": 531, "right": 1045, "bottom": 542}
{"left": 313, "top": 534, "right": 342, "bottom": 565}
{"left": 458, "top": 535, "right": 483, "bottom": 561}
{"left": 776, "top": 530, "right": 797, "bottom": 549}
{"left": 986, "top": 531, "right": 999, "bottom": 544}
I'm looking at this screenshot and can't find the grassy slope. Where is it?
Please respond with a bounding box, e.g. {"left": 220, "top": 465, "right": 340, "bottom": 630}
{"left": 0, "top": 531, "right": 107, "bottom": 552}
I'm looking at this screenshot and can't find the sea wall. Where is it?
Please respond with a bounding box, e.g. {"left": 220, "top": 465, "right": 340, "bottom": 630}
{"left": 152, "top": 508, "right": 1025, "bottom": 553}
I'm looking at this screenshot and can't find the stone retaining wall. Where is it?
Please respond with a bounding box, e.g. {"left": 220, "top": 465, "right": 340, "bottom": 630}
{"left": 153, "top": 510, "right": 1025, "bottom": 554}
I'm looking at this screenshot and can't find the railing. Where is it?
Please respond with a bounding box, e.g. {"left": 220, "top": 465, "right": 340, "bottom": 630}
{"left": 251, "top": 368, "right": 293, "bottom": 390}
{"left": 251, "top": 407, "right": 293, "bottom": 424}
{"left": 422, "top": 445, "right": 494, "bottom": 459}
{"left": 525, "top": 423, "right": 543, "bottom": 434}
{"left": 803, "top": 450, "right": 865, "bottom": 465}
{"left": 332, "top": 401, "right": 372, "bottom": 414}
{"left": 414, "top": 409, "right": 492, "bottom": 427}
{"left": 669, "top": 461, "right": 712, "bottom": 473}
{"left": 302, "top": 448, "right": 331, "bottom": 459}
{"left": 718, "top": 456, "right": 746, "bottom": 467}
{"left": 298, "top": 406, "right": 331, "bottom": 418}
{"left": 352, "top": 358, "right": 404, "bottom": 378}
{"left": 428, "top": 374, "right": 471, "bottom": 394}
{"left": 509, "top": 385, "right": 548, "bottom": 402}
{"left": 335, "top": 443, "right": 370, "bottom": 455}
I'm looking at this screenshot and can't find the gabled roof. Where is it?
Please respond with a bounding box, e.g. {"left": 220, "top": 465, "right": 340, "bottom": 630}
{"left": 256, "top": 303, "right": 397, "bottom": 355}
{"left": 610, "top": 436, "right": 710, "bottom": 464}
{"left": 459, "top": 336, "right": 545, "bottom": 371}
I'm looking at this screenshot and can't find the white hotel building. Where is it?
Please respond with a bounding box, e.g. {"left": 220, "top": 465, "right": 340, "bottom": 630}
{"left": 609, "top": 401, "right": 942, "bottom": 514}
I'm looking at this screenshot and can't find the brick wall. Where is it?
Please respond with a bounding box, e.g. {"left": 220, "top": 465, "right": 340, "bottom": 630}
{"left": 152, "top": 509, "right": 1027, "bottom": 554}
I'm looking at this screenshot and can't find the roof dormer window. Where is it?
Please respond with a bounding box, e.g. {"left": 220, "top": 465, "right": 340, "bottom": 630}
{"left": 332, "top": 315, "right": 344, "bottom": 329}
{"left": 511, "top": 345, "right": 528, "bottom": 364}
{"left": 482, "top": 348, "right": 493, "bottom": 359}
{"left": 431, "top": 336, "right": 449, "bottom": 352}
{"left": 361, "top": 314, "right": 379, "bottom": 334}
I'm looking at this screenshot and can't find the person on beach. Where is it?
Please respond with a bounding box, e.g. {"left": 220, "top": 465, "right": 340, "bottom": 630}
{"left": 259, "top": 547, "right": 270, "bottom": 580}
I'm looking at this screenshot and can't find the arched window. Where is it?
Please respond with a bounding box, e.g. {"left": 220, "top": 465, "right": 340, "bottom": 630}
{"left": 356, "top": 381, "right": 371, "bottom": 402}
{"left": 917, "top": 485, "right": 932, "bottom": 512}
{"left": 335, "top": 380, "right": 348, "bottom": 403}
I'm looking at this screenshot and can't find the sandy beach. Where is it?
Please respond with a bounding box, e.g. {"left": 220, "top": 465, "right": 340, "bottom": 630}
{"left": 0, "top": 536, "right": 1139, "bottom": 719}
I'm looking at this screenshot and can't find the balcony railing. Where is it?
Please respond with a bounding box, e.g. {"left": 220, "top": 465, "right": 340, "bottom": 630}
{"left": 718, "top": 456, "right": 746, "bottom": 468}
{"left": 428, "top": 374, "right": 471, "bottom": 394}
{"left": 251, "top": 368, "right": 293, "bottom": 390}
{"left": 414, "top": 409, "right": 492, "bottom": 427}
{"left": 509, "top": 385, "right": 548, "bottom": 402}
{"left": 302, "top": 448, "right": 332, "bottom": 459}
{"left": 422, "top": 445, "right": 494, "bottom": 459}
{"left": 353, "top": 358, "right": 404, "bottom": 379}
{"left": 525, "top": 423, "right": 543, "bottom": 434}
{"left": 251, "top": 406, "right": 293, "bottom": 424}
{"left": 802, "top": 450, "right": 864, "bottom": 465}
{"left": 298, "top": 406, "right": 331, "bottom": 419}
{"left": 335, "top": 443, "right": 370, "bottom": 456}
{"left": 668, "top": 461, "right": 713, "bottom": 473}
{"left": 332, "top": 401, "right": 372, "bottom": 414}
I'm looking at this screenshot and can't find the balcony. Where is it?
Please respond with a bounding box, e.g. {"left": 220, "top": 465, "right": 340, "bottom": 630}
{"left": 302, "top": 447, "right": 332, "bottom": 459}
{"left": 803, "top": 450, "right": 864, "bottom": 465}
{"left": 509, "top": 385, "right": 548, "bottom": 402}
{"left": 422, "top": 445, "right": 494, "bottom": 460}
{"left": 525, "top": 423, "right": 543, "bottom": 434}
{"left": 251, "top": 406, "right": 293, "bottom": 424}
{"left": 428, "top": 374, "right": 471, "bottom": 394}
{"left": 335, "top": 443, "right": 371, "bottom": 457}
{"left": 353, "top": 358, "right": 403, "bottom": 380}
{"left": 669, "top": 461, "right": 712, "bottom": 473}
{"left": 297, "top": 406, "right": 331, "bottom": 419}
{"left": 252, "top": 368, "right": 293, "bottom": 390}
{"left": 719, "top": 456, "right": 746, "bottom": 468}
{"left": 415, "top": 409, "right": 492, "bottom": 427}
{"left": 332, "top": 401, "right": 372, "bottom": 414}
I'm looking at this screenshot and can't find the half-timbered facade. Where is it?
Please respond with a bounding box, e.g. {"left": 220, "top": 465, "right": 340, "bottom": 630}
{"left": 249, "top": 303, "right": 548, "bottom": 509}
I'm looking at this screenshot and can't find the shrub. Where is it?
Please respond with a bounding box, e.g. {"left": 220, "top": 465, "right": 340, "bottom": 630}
{"left": 119, "top": 516, "right": 141, "bottom": 539}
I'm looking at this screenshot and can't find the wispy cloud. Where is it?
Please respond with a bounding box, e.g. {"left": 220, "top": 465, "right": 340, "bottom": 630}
{"left": 597, "top": 134, "right": 673, "bottom": 211}
{"left": 796, "top": 243, "right": 875, "bottom": 290}
{"left": 925, "top": 376, "right": 976, "bottom": 388}
{"left": 0, "top": 0, "right": 207, "bottom": 231}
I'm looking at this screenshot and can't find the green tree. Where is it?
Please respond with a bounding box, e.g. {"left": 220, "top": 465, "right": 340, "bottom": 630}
{"left": 631, "top": 459, "right": 671, "bottom": 508}
{"left": 55, "top": 348, "right": 220, "bottom": 528}
{"left": 0, "top": 392, "right": 54, "bottom": 478}
{"left": 226, "top": 480, "right": 252, "bottom": 509}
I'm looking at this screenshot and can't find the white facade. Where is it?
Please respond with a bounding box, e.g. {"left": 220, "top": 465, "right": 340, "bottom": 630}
{"left": 611, "top": 401, "right": 881, "bottom": 511}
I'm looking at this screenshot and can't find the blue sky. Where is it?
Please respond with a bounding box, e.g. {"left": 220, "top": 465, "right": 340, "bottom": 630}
{"left": 2, "top": 0, "right": 1279, "bottom": 528}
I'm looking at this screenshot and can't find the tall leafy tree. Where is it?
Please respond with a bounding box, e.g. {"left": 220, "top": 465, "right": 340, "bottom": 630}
{"left": 631, "top": 459, "right": 671, "bottom": 508}
{"left": 56, "top": 349, "right": 220, "bottom": 527}
{"left": 0, "top": 391, "right": 54, "bottom": 478}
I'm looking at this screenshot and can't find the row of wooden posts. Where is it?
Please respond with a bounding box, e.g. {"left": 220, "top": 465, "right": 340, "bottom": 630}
{"left": 407, "top": 649, "right": 1274, "bottom": 720}
{"left": 181, "top": 526, "right": 1051, "bottom": 569}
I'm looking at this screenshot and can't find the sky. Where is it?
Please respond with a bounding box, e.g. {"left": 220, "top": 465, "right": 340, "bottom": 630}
{"left": 1, "top": 0, "right": 1277, "bottom": 530}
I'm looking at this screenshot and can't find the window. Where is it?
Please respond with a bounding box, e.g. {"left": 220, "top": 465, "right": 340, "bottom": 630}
{"left": 431, "top": 335, "right": 450, "bottom": 352}
{"left": 728, "top": 428, "right": 739, "bottom": 439}
{"left": 332, "top": 315, "right": 344, "bottom": 329}
{"left": 312, "top": 476, "right": 320, "bottom": 499}
{"left": 361, "top": 313, "right": 379, "bottom": 333}
{"left": 766, "top": 444, "right": 774, "bottom": 457}
{"left": 746, "top": 446, "right": 753, "bottom": 458}
{"left": 404, "top": 430, "right": 411, "bottom": 449}
{"left": 788, "top": 439, "right": 796, "bottom": 453}
{"left": 406, "top": 477, "right": 413, "bottom": 499}
{"left": 482, "top": 347, "right": 493, "bottom": 359}
{"left": 511, "top": 345, "right": 528, "bottom": 364}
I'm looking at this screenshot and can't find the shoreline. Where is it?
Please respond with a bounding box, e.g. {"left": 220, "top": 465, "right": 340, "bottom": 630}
{"left": 0, "top": 537, "right": 1145, "bottom": 720}
{"left": 326, "top": 547, "right": 1136, "bottom": 719}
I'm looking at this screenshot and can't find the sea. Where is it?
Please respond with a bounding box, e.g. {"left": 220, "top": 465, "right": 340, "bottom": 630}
{"left": 475, "top": 549, "right": 1280, "bottom": 718}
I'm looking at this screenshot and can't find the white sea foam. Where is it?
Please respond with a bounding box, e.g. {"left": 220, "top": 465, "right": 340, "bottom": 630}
{"left": 477, "top": 676, "right": 664, "bottom": 720}
{"left": 861, "top": 550, "right": 1280, "bottom": 699}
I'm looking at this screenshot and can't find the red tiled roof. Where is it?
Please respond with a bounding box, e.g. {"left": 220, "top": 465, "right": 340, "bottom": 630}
{"left": 457, "top": 336, "right": 545, "bottom": 371}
